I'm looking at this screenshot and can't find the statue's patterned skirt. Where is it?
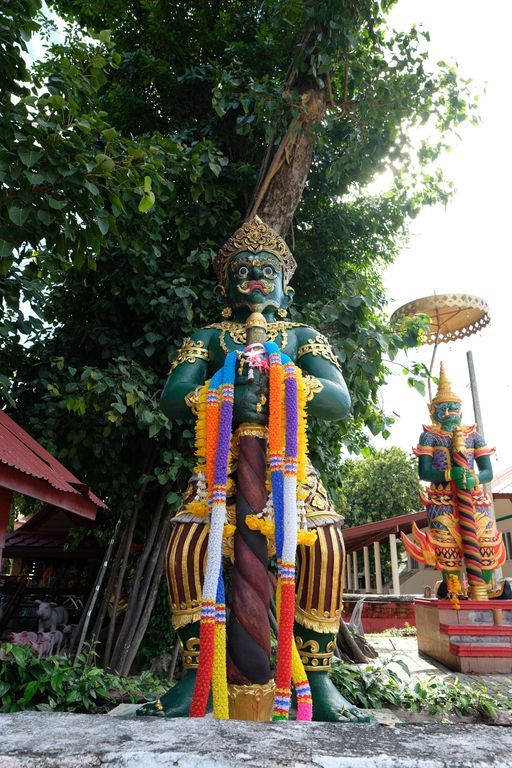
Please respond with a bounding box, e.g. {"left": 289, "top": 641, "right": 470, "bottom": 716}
{"left": 166, "top": 463, "right": 345, "bottom": 633}
{"left": 422, "top": 483, "right": 503, "bottom": 571}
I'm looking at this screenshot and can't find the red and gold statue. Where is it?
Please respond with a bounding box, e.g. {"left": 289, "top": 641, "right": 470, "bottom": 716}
{"left": 402, "top": 363, "right": 506, "bottom": 600}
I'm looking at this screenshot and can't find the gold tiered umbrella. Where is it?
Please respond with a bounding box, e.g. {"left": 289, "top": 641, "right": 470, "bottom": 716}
{"left": 390, "top": 293, "right": 490, "bottom": 399}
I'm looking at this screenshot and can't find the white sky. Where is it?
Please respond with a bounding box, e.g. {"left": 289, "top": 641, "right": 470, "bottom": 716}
{"left": 373, "top": 0, "right": 512, "bottom": 471}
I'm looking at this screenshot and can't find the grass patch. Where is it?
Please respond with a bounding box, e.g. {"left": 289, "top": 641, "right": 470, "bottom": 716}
{"left": 367, "top": 623, "right": 417, "bottom": 638}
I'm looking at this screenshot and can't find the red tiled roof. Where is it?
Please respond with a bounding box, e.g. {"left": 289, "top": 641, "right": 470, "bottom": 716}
{"left": 3, "top": 506, "right": 101, "bottom": 557}
{"left": 492, "top": 466, "right": 512, "bottom": 498}
{"left": 5, "top": 531, "right": 69, "bottom": 549}
{"left": 0, "top": 410, "right": 106, "bottom": 519}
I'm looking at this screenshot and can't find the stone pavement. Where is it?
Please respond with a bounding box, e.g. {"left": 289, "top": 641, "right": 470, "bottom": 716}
{"left": 369, "top": 635, "right": 512, "bottom": 698}
{"left": 1, "top": 711, "right": 512, "bottom": 768}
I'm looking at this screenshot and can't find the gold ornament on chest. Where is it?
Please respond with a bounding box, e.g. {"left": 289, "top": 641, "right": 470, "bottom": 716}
{"left": 207, "top": 320, "right": 307, "bottom": 354}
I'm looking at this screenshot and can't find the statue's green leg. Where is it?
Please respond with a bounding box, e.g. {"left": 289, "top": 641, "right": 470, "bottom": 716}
{"left": 295, "top": 626, "right": 374, "bottom": 723}
{"left": 137, "top": 622, "right": 211, "bottom": 718}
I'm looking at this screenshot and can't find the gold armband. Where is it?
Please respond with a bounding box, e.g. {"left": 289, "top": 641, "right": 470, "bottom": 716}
{"left": 295, "top": 636, "right": 337, "bottom": 672}
{"left": 297, "top": 335, "right": 343, "bottom": 375}
{"left": 168, "top": 338, "right": 209, "bottom": 375}
{"left": 180, "top": 637, "right": 200, "bottom": 670}
{"left": 184, "top": 385, "right": 203, "bottom": 415}
{"left": 302, "top": 374, "right": 324, "bottom": 401}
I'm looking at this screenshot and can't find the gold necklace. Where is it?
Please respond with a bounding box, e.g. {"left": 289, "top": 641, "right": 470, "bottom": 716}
{"left": 206, "top": 320, "right": 307, "bottom": 354}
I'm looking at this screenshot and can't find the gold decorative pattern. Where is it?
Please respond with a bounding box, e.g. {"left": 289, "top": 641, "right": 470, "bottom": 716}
{"left": 154, "top": 699, "right": 164, "bottom": 711}
{"left": 294, "top": 604, "right": 342, "bottom": 633}
{"left": 302, "top": 463, "right": 340, "bottom": 525}
{"left": 431, "top": 362, "right": 461, "bottom": 406}
{"left": 227, "top": 680, "right": 276, "bottom": 721}
{"left": 169, "top": 601, "right": 201, "bottom": 628}
{"left": 469, "top": 584, "right": 489, "bottom": 600}
{"left": 302, "top": 374, "right": 324, "bottom": 401}
{"left": 297, "top": 335, "right": 343, "bottom": 374}
{"left": 168, "top": 338, "right": 209, "bottom": 375}
{"left": 180, "top": 636, "right": 200, "bottom": 669}
{"left": 214, "top": 216, "right": 297, "bottom": 288}
{"left": 452, "top": 424, "right": 466, "bottom": 455}
{"left": 184, "top": 385, "right": 203, "bottom": 415}
{"left": 206, "top": 320, "right": 307, "bottom": 354}
{"left": 295, "top": 636, "right": 337, "bottom": 670}
{"left": 234, "top": 423, "right": 269, "bottom": 439}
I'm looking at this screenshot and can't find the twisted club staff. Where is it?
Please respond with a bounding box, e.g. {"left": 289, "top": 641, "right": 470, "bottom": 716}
{"left": 226, "top": 314, "right": 273, "bottom": 688}
{"left": 451, "top": 426, "right": 488, "bottom": 601}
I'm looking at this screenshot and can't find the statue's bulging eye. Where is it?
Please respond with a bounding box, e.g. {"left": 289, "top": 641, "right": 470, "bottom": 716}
{"left": 262, "top": 265, "right": 275, "bottom": 278}
{"left": 237, "top": 266, "right": 249, "bottom": 278}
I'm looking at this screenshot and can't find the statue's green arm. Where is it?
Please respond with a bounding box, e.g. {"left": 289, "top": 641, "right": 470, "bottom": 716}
{"left": 295, "top": 327, "right": 350, "bottom": 421}
{"left": 160, "top": 329, "right": 213, "bottom": 421}
{"left": 475, "top": 454, "right": 492, "bottom": 484}
{"left": 418, "top": 455, "right": 444, "bottom": 483}
{"left": 418, "top": 454, "right": 493, "bottom": 484}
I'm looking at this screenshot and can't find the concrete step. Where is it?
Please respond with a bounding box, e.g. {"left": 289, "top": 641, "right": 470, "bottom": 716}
{"left": 440, "top": 623, "right": 512, "bottom": 636}
{"left": 2, "top": 712, "right": 512, "bottom": 767}
{"left": 449, "top": 641, "right": 512, "bottom": 657}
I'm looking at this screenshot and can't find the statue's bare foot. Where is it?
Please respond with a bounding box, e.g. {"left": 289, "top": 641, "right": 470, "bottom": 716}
{"left": 308, "top": 673, "right": 375, "bottom": 723}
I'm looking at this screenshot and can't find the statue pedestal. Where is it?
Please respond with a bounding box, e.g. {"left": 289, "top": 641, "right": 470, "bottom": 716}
{"left": 415, "top": 597, "right": 512, "bottom": 673}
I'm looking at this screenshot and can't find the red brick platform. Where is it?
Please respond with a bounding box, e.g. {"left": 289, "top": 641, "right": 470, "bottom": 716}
{"left": 415, "top": 597, "right": 512, "bottom": 673}
{"left": 343, "top": 595, "right": 416, "bottom": 633}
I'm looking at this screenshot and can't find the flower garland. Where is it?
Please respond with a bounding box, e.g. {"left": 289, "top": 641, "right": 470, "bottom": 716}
{"left": 189, "top": 341, "right": 313, "bottom": 722}
{"left": 184, "top": 381, "right": 210, "bottom": 519}
{"left": 265, "top": 343, "right": 312, "bottom": 722}
{"left": 190, "top": 353, "right": 237, "bottom": 719}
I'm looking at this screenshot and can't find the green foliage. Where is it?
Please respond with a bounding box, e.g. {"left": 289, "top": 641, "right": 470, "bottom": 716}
{"left": 372, "top": 623, "right": 417, "bottom": 637}
{"left": 0, "top": 643, "right": 163, "bottom": 713}
{"left": 337, "top": 447, "right": 421, "bottom": 527}
{"left": 330, "top": 657, "right": 407, "bottom": 710}
{"left": 329, "top": 657, "right": 512, "bottom": 718}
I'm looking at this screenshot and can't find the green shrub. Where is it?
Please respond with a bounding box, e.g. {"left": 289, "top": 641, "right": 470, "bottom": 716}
{"left": 329, "top": 657, "right": 407, "bottom": 710}
{"left": 329, "top": 657, "right": 512, "bottom": 719}
{"left": 0, "top": 643, "right": 164, "bottom": 713}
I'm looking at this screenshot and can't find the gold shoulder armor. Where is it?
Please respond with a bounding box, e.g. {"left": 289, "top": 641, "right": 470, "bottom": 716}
{"left": 168, "top": 338, "right": 209, "bottom": 375}
{"left": 297, "top": 334, "right": 343, "bottom": 375}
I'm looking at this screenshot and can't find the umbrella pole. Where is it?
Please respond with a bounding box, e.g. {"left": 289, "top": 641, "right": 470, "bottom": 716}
{"left": 427, "top": 317, "right": 441, "bottom": 401}
{"left": 466, "top": 350, "right": 501, "bottom": 580}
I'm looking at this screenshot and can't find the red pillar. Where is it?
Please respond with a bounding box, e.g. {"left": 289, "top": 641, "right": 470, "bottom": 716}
{"left": 0, "top": 486, "right": 13, "bottom": 571}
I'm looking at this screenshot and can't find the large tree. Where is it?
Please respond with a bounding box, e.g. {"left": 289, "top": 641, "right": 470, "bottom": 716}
{"left": 338, "top": 447, "right": 421, "bottom": 528}
{"left": 1, "top": 0, "right": 475, "bottom": 668}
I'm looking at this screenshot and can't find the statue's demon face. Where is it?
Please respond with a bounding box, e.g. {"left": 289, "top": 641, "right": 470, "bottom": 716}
{"left": 432, "top": 400, "right": 462, "bottom": 431}
{"left": 226, "top": 250, "right": 291, "bottom": 313}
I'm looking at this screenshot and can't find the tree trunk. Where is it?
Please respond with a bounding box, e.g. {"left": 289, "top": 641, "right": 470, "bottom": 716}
{"left": 110, "top": 491, "right": 169, "bottom": 673}
{"left": 118, "top": 515, "right": 172, "bottom": 676}
{"left": 336, "top": 620, "right": 378, "bottom": 664}
{"left": 73, "top": 517, "right": 121, "bottom": 660}
{"left": 246, "top": 83, "right": 326, "bottom": 236}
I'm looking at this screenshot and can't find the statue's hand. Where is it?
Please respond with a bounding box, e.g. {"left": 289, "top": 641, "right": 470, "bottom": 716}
{"left": 233, "top": 368, "right": 268, "bottom": 426}
{"left": 449, "top": 467, "right": 465, "bottom": 487}
{"left": 450, "top": 466, "right": 474, "bottom": 490}
{"left": 465, "top": 470, "right": 477, "bottom": 491}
